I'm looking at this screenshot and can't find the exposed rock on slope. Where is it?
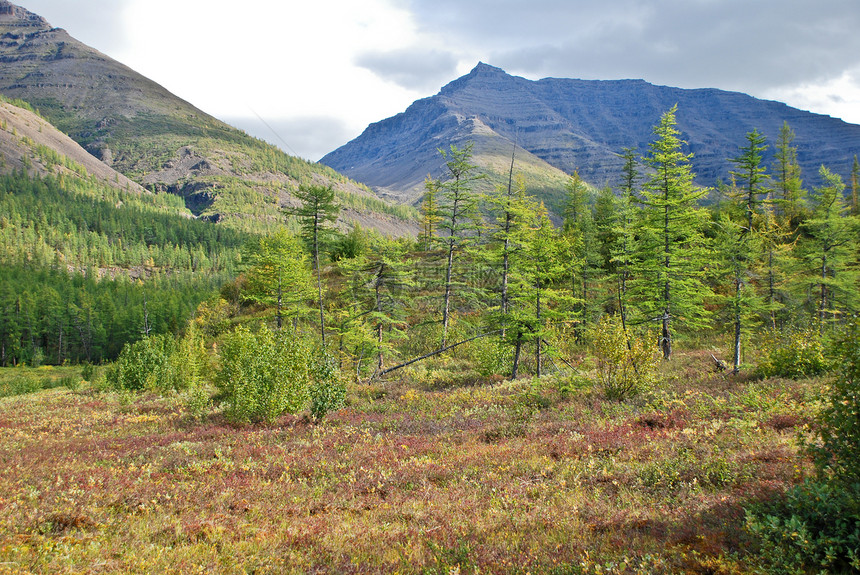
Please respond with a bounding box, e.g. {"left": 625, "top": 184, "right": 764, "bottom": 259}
{"left": 0, "top": 98, "right": 146, "bottom": 194}
{"left": 0, "top": 1, "right": 416, "bottom": 235}
{"left": 322, "top": 63, "right": 860, "bottom": 208}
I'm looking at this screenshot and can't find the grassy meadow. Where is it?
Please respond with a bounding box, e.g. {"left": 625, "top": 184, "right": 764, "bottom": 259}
{"left": 0, "top": 353, "right": 819, "bottom": 574}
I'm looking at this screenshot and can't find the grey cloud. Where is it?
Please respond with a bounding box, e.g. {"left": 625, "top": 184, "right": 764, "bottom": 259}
{"left": 408, "top": 0, "right": 860, "bottom": 94}
{"left": 354, "top": 48, "right": 459, "bottom": 92}
{"left": 222, "top": 115, "right": 358, "bottom": 162}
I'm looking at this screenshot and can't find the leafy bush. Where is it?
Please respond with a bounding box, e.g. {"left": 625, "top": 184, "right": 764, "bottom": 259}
{"left": 105, "top": 327, "right": 207, "bottom": 394}
{"left": 80, "top": 362, "right": 95, "bottom": 382}
{"left": 746, "top": 319, "right": 860, "bottom": 573}
{"left": 756, "top": 328, "right": 830, "bottom": 379}
{"left": 105, "top": 334, "right": 176, "bottom": 391}
{"left": 745, "top": 480, "right": 860, "bottom": 574}
{"left": 470, "top": 336, "right": 513, "bottom": 378}
{"left": 309, "top": 352, "right": 346, "bottom": 421}
{"left": 588, "top": 315, "right": 660, "bottom": 400}
{"left": 216, "top": 325, "right": 310, "bottom": 424}
{"left": 805, "top": 319, "right": 860, "bottom": 484}
{"left": 0, "top": 374, "right": 41, "bottom": 397}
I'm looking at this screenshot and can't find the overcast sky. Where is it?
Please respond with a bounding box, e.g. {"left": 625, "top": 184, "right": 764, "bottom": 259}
{"left": 18, "top": 0, "right": 860, "bottom": 161}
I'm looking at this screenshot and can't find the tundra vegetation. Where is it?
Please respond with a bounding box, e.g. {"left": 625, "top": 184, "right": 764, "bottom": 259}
{"left": 0, "top": 108, "right": 859, "bottom": 573}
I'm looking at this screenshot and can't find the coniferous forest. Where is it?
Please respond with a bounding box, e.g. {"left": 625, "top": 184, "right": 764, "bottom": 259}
{"left": 2, "top": 106, "right": 860, "bottom": 573}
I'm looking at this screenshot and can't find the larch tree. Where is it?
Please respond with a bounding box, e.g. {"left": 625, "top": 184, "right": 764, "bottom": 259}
{"left": 507, "top": 202, "right": 565, "bottom": 378}
{"left": 433, "top": 143, "right": 482, "bottom": 349}
{"left": 483, "top": 172, "right": 533, "bottom": 339}
{"left": 633, "top": 105, "right": 712, "bottom": 360}
{"left": 611, "top": 147, "right": 640, "bottom": 329}
{"left": 244, "top": 230, "right": 314, "bottom": 330}
{"left": 772, "top": 122, "right": 805, "bottom": 228}
{"left": 797, "top": 166, "right": 860, "bottom": 328}
{"left": 718, "top": 129, "right": 772, "bottom": 373}
{"left": 286, "top": 184, "right": 339, "bottom": 345}
{"left": 561, "top": 170, "right": 599, "bottom": 342}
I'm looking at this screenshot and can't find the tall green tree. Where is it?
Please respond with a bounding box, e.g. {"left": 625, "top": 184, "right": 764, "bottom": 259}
{"left": 561, "top": 171, "right": 600, "bottom": 341}
{"left": 483, "top": 172, "right": 533, "bottom": 339}
{"left": 633, "top": 105, "right": 712, "bottom": 359}
{"left": 433, "top": 143, "right": 482, "bottom": 349}
{"left": 243, "top": 230, "right": 314, "bottom": 329}
{"left": 611, "top": 147, "right": 640, "bottom": 328}
{"left": 286, "top": 184, "right": 339, "bottom": 345}
{"left": 772, "top": 122, "right": 805, "bottom": 227}
{"left": 796, "top": 167, "right": 860, "bottom": 327}
{"left": 716, "top": 129, "right": 772, "bottom": 373}
{"left": 730, "top": 128, "right": 770, "bottom": 233}
{"left": 507, "top": 202, "right": 565, "bottom": 377}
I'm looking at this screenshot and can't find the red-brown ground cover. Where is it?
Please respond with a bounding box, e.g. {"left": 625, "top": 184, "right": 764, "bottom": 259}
{"left": 0, "top": 355, "right": 817, "bottom": 573}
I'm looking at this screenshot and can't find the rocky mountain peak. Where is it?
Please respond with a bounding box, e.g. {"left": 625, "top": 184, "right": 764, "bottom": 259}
{"left": 323, "top": 63, "right": 860, "bottom": 211}
{"left": 0, "top": 1, "right": 48, "bottom": 27}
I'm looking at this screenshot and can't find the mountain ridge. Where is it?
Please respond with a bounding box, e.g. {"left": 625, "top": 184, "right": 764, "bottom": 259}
{"left": 0, "top": 0, "right": 417, "bottom": 236}
{"left": 322, "top": 62, "right": 860, "bottom": 209}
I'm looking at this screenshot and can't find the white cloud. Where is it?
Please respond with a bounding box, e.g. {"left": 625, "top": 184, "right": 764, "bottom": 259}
{"left": 765, "top": 70, "right": 860, "bottom": 124}
{"left": 108, "top": 0, "right": 428, "bottom": 157}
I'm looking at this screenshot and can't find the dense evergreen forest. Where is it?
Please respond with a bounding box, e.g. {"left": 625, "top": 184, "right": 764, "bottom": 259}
{"left": 0, "top": 169, "right": 249, "bottom": 366}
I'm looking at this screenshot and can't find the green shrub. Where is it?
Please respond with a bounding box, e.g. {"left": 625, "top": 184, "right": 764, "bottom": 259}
{"left": 809, "top": 318, "right": 860, "bottom": 484}
{"left": 756, "top": 328, "right": 830, "bottom": 379}
{"left": 746, "top": 319, "right": 860, "bottom": 573}
{"left": 104, "top": 326, "right": 208, "bottom": 394}
{"left": 745, "top": 480, "right": 860, "bottom": 574}
{"left": 0, "top": 374, "right": 41, "bottom": 397}
{"left": 80, "top": 362, "right": 95, "bottom": 382}
{"left": 588, "top": 315, "right": 660, "bottom": 400}
{"left": 216, "top": 325, "right": 310, "bottom": 424}
{"left": 470, "top": 336, "right": 513, "bottom": 378}
{"left": 105, "top": 334, "right": 176, "bottom": 391}
{"left": 309, "top": 352, "right": 346, "bottom": 421}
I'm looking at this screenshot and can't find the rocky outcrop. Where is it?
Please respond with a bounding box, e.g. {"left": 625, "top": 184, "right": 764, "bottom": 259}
{"left": 322, "top": 63, "right": 860, "bottom": 205}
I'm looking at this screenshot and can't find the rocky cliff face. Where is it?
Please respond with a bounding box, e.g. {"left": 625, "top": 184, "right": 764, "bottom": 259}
{"left": 322, "top": 63, "right": 860, "bottom": 205}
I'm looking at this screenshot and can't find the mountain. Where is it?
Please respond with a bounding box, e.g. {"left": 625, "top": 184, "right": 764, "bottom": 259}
{"left": 321, "top": 63, "right": 860, "bottom": 210}
{"left": 0, "top": 96, "right": 147, "bottom": 194}
{"left": 0, "top": 1, "right": 416, "bottom": 235}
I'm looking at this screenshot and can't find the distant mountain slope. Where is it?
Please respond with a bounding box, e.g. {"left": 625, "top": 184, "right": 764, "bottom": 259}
{"left": 0, "top": 96, "right": 147, "bottom": 194}
{"left": 322, "top": 63, "right": 860, "bottom": 209}
{"left": 0, "top": 1, "right": 416, "bottom": 235}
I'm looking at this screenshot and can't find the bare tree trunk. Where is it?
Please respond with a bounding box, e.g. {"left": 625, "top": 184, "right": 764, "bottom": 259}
{"left": 733, "top": 277, "right": 741, "bottom": 375}
{"left": 511, "top": 332, "right": 522, "bottom": 379}
{"left": 377, "top": 331, "right": 500, "bottom": 378}
{"left": 441, "top": 234, "right": 456, "bottom": 349}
